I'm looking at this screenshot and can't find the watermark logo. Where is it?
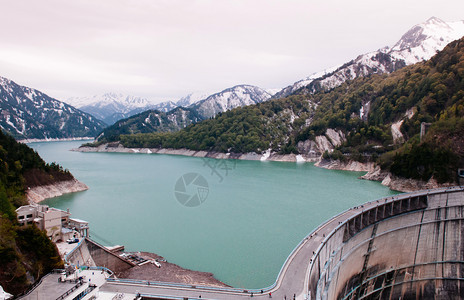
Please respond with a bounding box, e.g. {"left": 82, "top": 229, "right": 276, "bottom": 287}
{"left": 174, "top": 173, "right": 209, "bottom": 207}
{"left": 201, "top": 158, "right": 236, "bottom": 183}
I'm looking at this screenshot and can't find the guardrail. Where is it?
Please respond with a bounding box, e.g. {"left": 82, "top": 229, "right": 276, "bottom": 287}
{"left": 64, "top": 238, "right": 85, "bottom": 263}
{"left": 107, "top": 278, "right": 262, "bottom": 294}
{"left": 15, "top": 269, "right": 66, "bottom": 299}
{"left": 78, "top": 265, "right": 114, "bottom": 277}
{"left": 56, "top": 281, "right": 84, "bottom": 300}
{"left": 304, "top": 186, "right": 464, "bottom": 300}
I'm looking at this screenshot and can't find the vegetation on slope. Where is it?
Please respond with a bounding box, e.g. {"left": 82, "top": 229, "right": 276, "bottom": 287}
{"left": 94, "top": 107, "right": 203, "bottom": 144}
{"left": 0, "top": 130, "right": 65, "bottom": 295}
{"left": 117, "top": 95, "right": 314, "bottom": 154}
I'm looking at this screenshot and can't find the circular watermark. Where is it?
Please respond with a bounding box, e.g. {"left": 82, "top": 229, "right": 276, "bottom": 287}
{"left": 174, "top": 173, "right": 209, "bottom": 207}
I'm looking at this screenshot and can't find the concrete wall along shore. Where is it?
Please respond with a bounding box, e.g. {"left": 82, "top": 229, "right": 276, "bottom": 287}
{"left": 66, "top": 238, "right": 134, "bottom": 274}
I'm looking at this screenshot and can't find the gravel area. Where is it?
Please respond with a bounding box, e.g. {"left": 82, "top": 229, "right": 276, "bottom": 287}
{"left": 119, "top": 252, "right": 229, "bottom": 288}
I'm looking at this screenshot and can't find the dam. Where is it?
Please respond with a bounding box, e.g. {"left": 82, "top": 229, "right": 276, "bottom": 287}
{"left": 22, "top": 187, "right": 464, "bottom": 299}
{"left": 308, "top": 187, "right": 464, "bottom": 299}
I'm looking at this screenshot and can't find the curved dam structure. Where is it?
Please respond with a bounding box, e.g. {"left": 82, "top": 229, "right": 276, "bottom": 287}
{"left": 307, "top": 187, "right": 464, "bottom": 300}
{"left": 75, "top": 187, "right": 464, "bottom": 299}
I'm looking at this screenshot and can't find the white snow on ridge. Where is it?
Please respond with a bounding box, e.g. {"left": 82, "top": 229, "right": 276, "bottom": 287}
{"left": 390, "top": 17, "right": 464, "bottom": 65}
{"left": 194, "top": 85, "right": 272, "bottom": 118}
{"left": 67, "top": 93, "right": 155, "bottom": 110}
{"left": 278, "top": 17, "right": 464, "bottom": 98}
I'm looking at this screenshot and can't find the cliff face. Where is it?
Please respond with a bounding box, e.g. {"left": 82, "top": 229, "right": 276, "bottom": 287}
{"left": 360, "top": 166, "right": 455, "bottom": 192}
{"left": 315, "top": 159, "right": 375, "bottom": 172}
{"left": 26, "top": 179, "right": 88, "bottom": 203}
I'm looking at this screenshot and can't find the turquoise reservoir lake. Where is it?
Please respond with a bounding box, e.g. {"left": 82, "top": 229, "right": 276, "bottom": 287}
{"left": 30, "top": 140, "right": 399, "bottom": 289}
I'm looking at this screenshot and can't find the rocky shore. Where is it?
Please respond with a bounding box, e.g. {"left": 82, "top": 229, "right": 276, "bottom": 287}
{"left": 75, "top": 142, "right": 458, "bottom": 193}
{"left": 315, "top": 159, "right": 376, "bottom": 172}
{"left": 360, "top": 166, "right": 455, "bottom": 193}
{"left": 75, "top": 143, "right": 320, "bottom": 162}
{"left": 26, "top": 179, "right": 89, "bottom": 203}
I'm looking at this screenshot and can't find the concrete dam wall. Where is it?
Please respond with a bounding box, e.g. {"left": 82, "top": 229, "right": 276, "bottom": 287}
{"left": 308, "top": 187, "right": 464, "bottom": 300}
{"left": 66, "top": 238, "right": 134, "bottom": 274}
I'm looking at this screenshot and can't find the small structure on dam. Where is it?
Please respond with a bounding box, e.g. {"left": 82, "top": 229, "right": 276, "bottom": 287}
{"left": 307, "top": 187, "right": 464, "bottom": 300}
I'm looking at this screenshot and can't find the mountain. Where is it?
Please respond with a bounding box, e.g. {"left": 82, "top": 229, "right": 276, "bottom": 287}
{"left": 94, "top": 85, "right": 272, "bottom": 142}
{"left": 97, "top": 106, "right": 203, "bottom": 142}
{"left": 103, "top": 36, "right": 464, "bottom": 184}
{"left": 176, "top": 92, "right": 209, "bottom": 107}
{"left": 275, "top": 17, "right": 464, "bottom": 98}
{"left": 69, "top": 85, "right": 268, "bottom": 127}
{"left": 150, "top": 92, "right": 209, "bottom": 113}
{"left": 151, "top": 100, "right": 178, "bottom": 113}
{"left": 67, "top": 93, "right": 160, "bottom": 125}
{"left": 0, "top": 76, "right": 106, "bottom": 140}
{"left": 191, "top": 85, "right": 272, "bottom": 118}
{"left": 66, "top": 91, "right": 210, "bottom": 125}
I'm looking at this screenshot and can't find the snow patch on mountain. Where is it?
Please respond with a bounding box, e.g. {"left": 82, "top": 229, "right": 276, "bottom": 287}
{"left": 192, "top": 85, "right": 272, "bottom": 118}
{"left": 0, "top": 76, "right": 105, "bottom": 139}
{"left": 66, "top": 93, "right": 164, "bottom": 125}
{"left": 176, "top": 92, "right": 209, "bottom": 107}
{"left": 67, "top": 92, "right": 153, "bottom": 109}
{"left": 276, "top": 17, "right": 464, "bottom": 98}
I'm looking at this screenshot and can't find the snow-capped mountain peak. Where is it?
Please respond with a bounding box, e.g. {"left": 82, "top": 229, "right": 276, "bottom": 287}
{"left": 65, "top": 93, "right": 161, "bottom": 125}
{"left": 176, "top": 92, "right": 209, "bottom": 107}
{"left": 274, "top": 17, "right": 464, "bottom": 99}
{"left": 191, "top": 84, "right": 272, "bottom": 118}
{"left": 67, "top": 93, "right": 153, "bottom": 110}
{"left": 392, "top": 17, "right": 451, "bottom": 51}
{"left": 390, "top": 17, "right": 464, "bottom": 64}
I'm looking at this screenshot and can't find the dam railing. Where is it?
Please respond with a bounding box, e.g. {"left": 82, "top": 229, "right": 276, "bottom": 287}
{"left": 305, "top": 186, "right": 464, "bottom": 300}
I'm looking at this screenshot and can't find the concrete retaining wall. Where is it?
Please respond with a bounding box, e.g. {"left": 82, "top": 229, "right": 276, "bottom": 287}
{"left": 66, "top": 238, "right": 134, "bottom": 274}
{"left": 308, "top": 188, "right": 464, "bottom": 300}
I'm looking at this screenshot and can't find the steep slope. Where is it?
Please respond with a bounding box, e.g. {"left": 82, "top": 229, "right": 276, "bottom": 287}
{"left": 275, "top": 17, "right": 464, "bottom": 98}
{"left": 0, "top": 77, "right": 106, "bottom": 139}
{"left": 0, "top": 130, "right": 66, "bottom": 296}
{"left": 96, "top": 107, "right": 203, "bottom": 142}
{"left": 67, "top": 91, "right": 206, "bottom": 125}
{"left": 191, "top": 85, "right": 272, "bottom": 118}
{"left": 93, "top": 85, "right": 272, "bottom": 140}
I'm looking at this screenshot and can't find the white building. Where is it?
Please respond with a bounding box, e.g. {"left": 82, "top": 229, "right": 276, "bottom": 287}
{"left": 16, "top": 204, "right": 88, "bottom": 242}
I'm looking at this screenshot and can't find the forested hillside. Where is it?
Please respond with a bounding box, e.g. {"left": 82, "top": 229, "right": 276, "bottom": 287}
{"left": 0, "top": 130, "right": 65, "bottom": 295}
{"left": 96, "top": 107, "right": 203, "bottom": 143}
{"left": 90, "top": 37, "right": 464, "bottom": 184}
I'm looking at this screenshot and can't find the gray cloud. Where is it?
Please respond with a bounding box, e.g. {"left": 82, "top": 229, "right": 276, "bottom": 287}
{"left": 1, "top": 0, "right": 463, "bottom": 102}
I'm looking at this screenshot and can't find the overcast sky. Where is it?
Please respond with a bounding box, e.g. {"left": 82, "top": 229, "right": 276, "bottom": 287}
{"left": 1, "top": 0, "right": 463, "bottom": 103}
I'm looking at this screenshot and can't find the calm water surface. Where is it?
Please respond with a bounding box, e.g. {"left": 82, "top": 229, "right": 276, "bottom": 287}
{"left": 30, "top": 140, "right": 399, "bottom": 289}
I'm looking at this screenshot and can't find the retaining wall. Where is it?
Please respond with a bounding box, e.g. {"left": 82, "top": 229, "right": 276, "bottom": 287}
{"left": 66, "top": 238, "right": 134, "bottom": 274}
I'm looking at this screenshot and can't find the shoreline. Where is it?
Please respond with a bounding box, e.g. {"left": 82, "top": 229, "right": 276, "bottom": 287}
{"left": 74, "top": 143, "right": 456, "bottom": 192}
{"left": 74, "top": 144, "right": 320, "bottom": 163}
{"left": 26, "top": 179, "right": 89, "bottom": 203}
